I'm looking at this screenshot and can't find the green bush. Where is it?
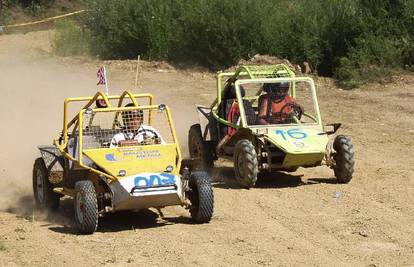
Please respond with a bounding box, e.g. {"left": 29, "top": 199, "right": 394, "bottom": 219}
{"left": 0, "top": 0, "right": 56, "bottom": 23}
{"left": 77, "top": 0, "right": 414, "bottom": 86}
{"left": 53, "top": 19, "right": 91, "bottom": 56}
{"left": 335, "top": 34, "right": 404, "bottom": 88}
{"left": 4, "top": 0, "right": 411, "bottom": 87}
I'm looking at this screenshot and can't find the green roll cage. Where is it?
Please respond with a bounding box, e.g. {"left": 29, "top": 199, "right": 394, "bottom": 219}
{"left": 210, "top": 64, "right": 322, "bottom": 131}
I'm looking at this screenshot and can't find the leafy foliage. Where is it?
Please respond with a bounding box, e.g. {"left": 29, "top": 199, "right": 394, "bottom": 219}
{"left": 0, "top": 0, "right": 56, "bottom": 22}
{"left": 6, "top": 0, "right": 414, "bottom": 87}
{"left": 53, "top": 19, "right": 91, "bottom": 56}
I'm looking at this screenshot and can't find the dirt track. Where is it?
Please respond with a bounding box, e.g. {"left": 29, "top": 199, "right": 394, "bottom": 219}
{"left": 0, "top": 31, "right": 413, "bottom": 266}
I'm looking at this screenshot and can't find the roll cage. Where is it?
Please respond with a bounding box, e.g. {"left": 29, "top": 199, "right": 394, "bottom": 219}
{"left": 211, "top": 65, "right": 322, "bottom": 132}
{"left": 53, "top": 90, "right": 181, "bottom": 181}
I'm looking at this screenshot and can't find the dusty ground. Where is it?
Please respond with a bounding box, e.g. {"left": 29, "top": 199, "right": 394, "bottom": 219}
{"left": 0, "top": 31, "right": 413, "bottom": 267}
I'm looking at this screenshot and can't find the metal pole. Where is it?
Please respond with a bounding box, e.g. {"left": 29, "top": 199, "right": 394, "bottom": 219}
{"left": 103, "top": 66, "right": 109, "bottom": 96}
{"left": 134, "top": 55, "right": 140, "bottom": 90}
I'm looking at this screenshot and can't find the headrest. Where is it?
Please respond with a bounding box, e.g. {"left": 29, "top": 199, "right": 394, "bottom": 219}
{"left": 223, "top": 83, "right": 246, "bottom": 99}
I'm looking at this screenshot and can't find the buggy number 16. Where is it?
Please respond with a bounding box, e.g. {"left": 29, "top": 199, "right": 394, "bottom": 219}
{"left": 275, "top": 129, "right": 308, "bottom": 141}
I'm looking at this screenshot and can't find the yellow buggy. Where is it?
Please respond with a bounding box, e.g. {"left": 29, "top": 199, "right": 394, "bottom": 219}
{"left": 33, "top": 91, "right": 214, "bottom": 234}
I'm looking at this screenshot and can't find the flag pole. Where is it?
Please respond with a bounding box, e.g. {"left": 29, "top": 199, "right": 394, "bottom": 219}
{"left": 134, "top": 55, "right": 140, "bottom": 90}
{"left": 103, "top": 66, "right": 109, "bottom": 95}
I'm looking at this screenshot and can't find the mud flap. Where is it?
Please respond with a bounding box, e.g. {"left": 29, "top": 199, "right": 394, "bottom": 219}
{"left": 37, "top": 145, "right": 64, "bottom": 184}
{"left": 196, "top": 105, "right": 217, "bottom": 141}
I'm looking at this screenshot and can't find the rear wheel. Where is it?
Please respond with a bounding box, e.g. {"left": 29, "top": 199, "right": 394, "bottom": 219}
{"left": 188, "top": 171, "right": 214, "bottom": 223}
{"left": 74, "top": 180, "right": 98, "bottom": 234}
{"left": 333, "top": 135, "right": 355, "bottom": 183}
{"left": 32, "top": 158, "right": 60, "bottom": 211}
{"left": 188, "top": 124, "right": 214, "bottom": 171}
{"left": 234, "top": 139, "right": 258, "bottom": 188}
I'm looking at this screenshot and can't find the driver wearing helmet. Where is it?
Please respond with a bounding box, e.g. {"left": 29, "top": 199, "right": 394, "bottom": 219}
{"left": 258, "top": 82, "right": 304, "bottom": 125}
{"left": 110, "top": 103, "right": 164, "bottom": 148}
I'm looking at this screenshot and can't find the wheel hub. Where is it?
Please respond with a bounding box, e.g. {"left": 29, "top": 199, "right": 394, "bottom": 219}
{"left": 191, "top": 138, "right": 202, "bottom": 157}
{"left": 75, "top": 193, "right": 85, "bottom": 224}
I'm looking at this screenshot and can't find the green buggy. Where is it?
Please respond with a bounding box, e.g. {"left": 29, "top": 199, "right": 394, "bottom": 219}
{"left": 189, "top": 64, "right": 355, "bottom": 188}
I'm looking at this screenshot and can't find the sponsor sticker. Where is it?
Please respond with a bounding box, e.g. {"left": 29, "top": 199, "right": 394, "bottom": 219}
{"left": 124, "top": 150, "right": 161, "bottom": 159}
{"left": 292, "top": 141, "right": 305, "bottom": 148}
{"left": 105, "top": 150, "right": 161, "bottom": 161}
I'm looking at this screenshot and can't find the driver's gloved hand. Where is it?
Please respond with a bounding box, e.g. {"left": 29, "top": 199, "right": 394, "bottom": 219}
{"left": 293, "top": 103, "right": 304, "bottom": 115}
{"left": 297, "top": 105, "right": 304, "bottom": 113}
{"left": 140, "top": 136, "right": 159, "bottom": 145}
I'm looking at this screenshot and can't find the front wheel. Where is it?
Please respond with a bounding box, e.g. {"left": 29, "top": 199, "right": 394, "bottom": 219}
{"left": 234, "top": 139, "right": 258, "bottom": 188}
{"left": 333, "top": 135, "right": 355, "bottom": 183}
{"left": 188, "top": 171, "right": 214, "bottom": 223}
{"left": 74, "top": 180, "right": 98, "bottom": 234}
{"left": 32, "top": 158, "right": 60, "bottom": 211}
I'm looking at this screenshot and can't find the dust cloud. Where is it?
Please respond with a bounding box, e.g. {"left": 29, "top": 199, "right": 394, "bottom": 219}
{"left": 0, "top": 30, "right": 207, "bottom": 211}
{"left": 0, "top": 31, "right": 98, "bottom": 210}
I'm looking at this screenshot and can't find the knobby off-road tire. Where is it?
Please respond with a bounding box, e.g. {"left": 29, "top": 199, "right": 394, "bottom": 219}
{"left": 333, "top": 135, "right": 355, "bottom": 183}
{"left": 188, "top": 171, "right": 214, "bottom": 223}
{"left": 188, "top": 124, "right": 214, "bottom": 171}
{"left": 74, "top": 180, "right": 98, "bottom": 234}
{"left": 33, "top": 158, "right": 60, "bottom": 211}
{"left": 234, "top": 139, "right": 258, "bottom": 188}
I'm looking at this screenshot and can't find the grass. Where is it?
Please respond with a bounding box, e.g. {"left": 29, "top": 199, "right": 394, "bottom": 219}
{"left": 52, "top": 19, "right": 91, "bottom": 56}
{"left": 49, "top": 0, "right": 414, "bottom": 87}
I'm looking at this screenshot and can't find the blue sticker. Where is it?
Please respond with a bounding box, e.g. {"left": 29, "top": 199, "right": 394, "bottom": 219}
{"left": 134, "top": 173, "right": 176, "bottom": 189}
{"left": 275, "top": 129, "right": 308, "bottom": 140}
{"left": 105, "top": 153, "right": 117, "bottom": 161}
{"left": 134, "top": 176, "right": 149, "bottom": 187}
{"left": 160, "top": 173, "right": 176, "bottom": 184}
{"left": 287, "top": 129, "right": 308, "bottom": 139}
{"left": 275, "top": 130, "right": 288, "bottom": 141}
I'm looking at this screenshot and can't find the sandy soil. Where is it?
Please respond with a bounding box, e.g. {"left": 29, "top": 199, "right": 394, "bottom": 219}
{"left": 0, "top": 30, "right": 413, "bottom": 267}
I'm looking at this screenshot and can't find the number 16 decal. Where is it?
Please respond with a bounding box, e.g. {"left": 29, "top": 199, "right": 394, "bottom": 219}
{"left": 275, "top": 129, "right": 308, "bottom": 140}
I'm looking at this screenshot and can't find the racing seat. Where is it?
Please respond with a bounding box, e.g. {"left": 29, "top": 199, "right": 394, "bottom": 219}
{"left": 218, "top": 84, "right": 256, "bottom": 138}
{"left": 67, "top": 134, "right": 100, "bottom": 168}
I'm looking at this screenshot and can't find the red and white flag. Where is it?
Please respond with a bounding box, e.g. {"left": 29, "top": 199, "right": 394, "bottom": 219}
{"left": 97, "top": 66, "right": 106, "bottom": 85}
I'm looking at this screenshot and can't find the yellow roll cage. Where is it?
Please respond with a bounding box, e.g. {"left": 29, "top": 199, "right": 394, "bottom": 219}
{"left": 53, "top": 90, "right": 181, "bottom": 181}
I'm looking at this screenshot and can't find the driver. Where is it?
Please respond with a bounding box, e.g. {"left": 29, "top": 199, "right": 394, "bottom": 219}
{"left": 110, "top": 103, "right": 164, "bottom": 147}
{"left": 258, "top": 82, "right": 304, "bottom": 125}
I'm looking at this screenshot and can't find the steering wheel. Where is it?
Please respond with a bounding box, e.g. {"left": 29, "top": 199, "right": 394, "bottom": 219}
{"left": 140, "top": 135, "right": 161, "bottom": 145}
{"left": 280, "top": 102, "right": 303, "bottom": 121}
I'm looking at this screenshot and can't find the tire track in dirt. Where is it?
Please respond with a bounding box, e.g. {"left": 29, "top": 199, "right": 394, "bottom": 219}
{"left": 1, "top": 31, "right": 414, "bottom": 266}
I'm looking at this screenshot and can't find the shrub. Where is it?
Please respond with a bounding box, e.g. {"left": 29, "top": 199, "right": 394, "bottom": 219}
{"left": 53, "top": 19, "right": 91, "bottom": 56}
{"left": 77, "top": 0, "right": 414, "bottom": 86}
